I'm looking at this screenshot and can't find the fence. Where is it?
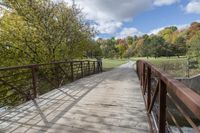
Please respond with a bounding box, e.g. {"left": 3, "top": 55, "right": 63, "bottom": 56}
{"left": 136, "top": 60, "right": 200, "bottom": 133}
{"left": 0, "top": 60, "right": 102, "bottom": 108}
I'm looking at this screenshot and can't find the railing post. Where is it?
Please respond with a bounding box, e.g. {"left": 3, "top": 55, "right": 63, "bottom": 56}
{"left": 158, "top": 80, "right": 167, "bottom": 133}
{"left": 142, "top": 63, "right": 146, "bottom": 92}
{"left": 81, "top": 61, "right": 83, "bottom": 77}
{"left": 88, "top": 61, "right": 90, "bottom": 75}
{"left": 93, "top": 61, "right": 95, "bottom": 74}
{"left": 54, "top": 64, "right": 60, "bottom": 87}
{"left": 136, "top": 61, "right": 139, "bottom": 77}
{"left": 99, "top": 60, "right": 103, "bottom": 72}
{"left": 70, "top": 62, "right": 74, "bottom": 81}
{"left": 31, "top": 65, "right": 38, "bottom": 99}
{"left": 147, "top": 66, "right": 151, "bottom": 110}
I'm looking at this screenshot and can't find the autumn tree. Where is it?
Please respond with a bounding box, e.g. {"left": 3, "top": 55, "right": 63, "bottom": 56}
{"left": 126, "top": 36, "right": 134, "bottom": 46}
{"left": 95, "top": 22, "right": 199, "bottom": 59}
{"left": 137, "top": 35, "right": 150, "bottom": 57}
{"left": 188, "top": 30, "right": 200, "bottom": 62}
{"left": 149, "top": 35, "right": 167, "bottom": 57}
{"left": 97, "top": 37, "right": 118, "bottom": 58}
{"left": 0, "top": 0, "right": 95, "bottom": 66}
{"left": 158, "top": 26, "right": 177, "bottom": 43}
{"left": 85, "top": 40, "right": 102, "bottom": 58}
{"left": 116, "top": 39, "right": 127, "bottom": 58}
{"left": 173, "top": 36, "right": 187, "bottom": 57}
{"left": 186, "top": 22, "right": 200, "bottom": 42}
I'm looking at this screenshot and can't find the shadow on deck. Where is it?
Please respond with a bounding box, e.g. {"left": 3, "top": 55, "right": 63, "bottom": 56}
{"left": 0, "top": 62, "right": 150, "bottom": 133}
{"left": 0, "top": 75, "right": 104, "bottom": 132}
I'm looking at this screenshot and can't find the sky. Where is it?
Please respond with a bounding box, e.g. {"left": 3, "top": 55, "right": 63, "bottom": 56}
{"left": 63, "top": 0, "right": 200, "bottom": 39}
{"left": 1, "top": 0, "right": 200, "bottom": 38}
{"left": 20, "top": 0, "right": 200, "bottom": 39}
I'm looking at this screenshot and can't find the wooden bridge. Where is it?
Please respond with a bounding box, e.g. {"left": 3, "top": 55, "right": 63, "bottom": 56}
{"left": 0, "top": 60, "right": 200, "bottom": 133}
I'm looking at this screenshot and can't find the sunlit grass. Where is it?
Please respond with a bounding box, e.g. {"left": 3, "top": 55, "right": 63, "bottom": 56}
{"left": 102, "top": 58, "right": 128, "bottom": 71}
{"left": 131, "top": 56, "right": 200, "bottom": 77}
{"left": 101, "top": 57, "right": 200, "bottom": 77}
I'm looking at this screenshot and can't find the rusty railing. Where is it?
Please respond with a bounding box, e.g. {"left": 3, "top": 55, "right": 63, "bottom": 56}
{"left": 0, "top": 60, "right": 102, "bottom": 108}
{"left": 136, "top": 60, "right": 200, "bottom": 133}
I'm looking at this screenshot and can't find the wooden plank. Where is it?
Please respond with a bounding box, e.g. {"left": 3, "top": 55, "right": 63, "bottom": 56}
{"left": 0, "top": 62, "right": 150, "bottom": 133}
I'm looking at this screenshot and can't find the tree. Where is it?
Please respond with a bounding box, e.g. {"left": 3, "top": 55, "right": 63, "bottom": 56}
{"left": 188, "top": 30, "right": 200, "bottom": 62}
{"left": 0, "top": 0, "right": 95, "bottom": 66}
{"left": 186, "top": 22, "right": 200, "bottom": 42}
{"left": 95, "top": 22, "right": 199, "bottom": 59}
{"left": 137, "top": 35, "right": 151, "bottom": 57}
{"left": 97, "top": 37, "right": 118, "bottom": 58}
{"left": 124, "top": 48, "right": 133, "bottom": 58}
{"left": 116, "top": 39, "right": 127, "bottom": 58}
{"left": 173, "top": 36, "right": 187, "bottom": 57}
{"left": 149, "top": 35, "right": 166, "bottom": 57}
{"left": 134, "top": 37, "right": 144, "bottom": 56}
{"left": 86, "top": 41, "right": 102, "bottom": 58}
{"left": 158, "top": 26, "right": 177, "bottom": 43}
{"left": 126, "top": 36, "right": 134, "bottom": 46}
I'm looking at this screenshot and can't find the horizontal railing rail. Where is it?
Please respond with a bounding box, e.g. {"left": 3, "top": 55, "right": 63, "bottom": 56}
{"left": 0, "top": 60, "right": 102, "bottom": 108}
{"left": 136, "top": 60, "right": 200, "bottom": 133}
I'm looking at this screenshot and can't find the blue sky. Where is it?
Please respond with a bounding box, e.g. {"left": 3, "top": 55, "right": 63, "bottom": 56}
{"left": 65, "top": 0, "right": 200, "bottom": 38}
{"left": 121, "top": 2, "right": 199, "bottom": 32}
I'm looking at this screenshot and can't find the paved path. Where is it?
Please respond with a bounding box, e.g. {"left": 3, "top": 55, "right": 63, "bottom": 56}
{"left": 0, "top": 62, "right": 150, "bottom": 133}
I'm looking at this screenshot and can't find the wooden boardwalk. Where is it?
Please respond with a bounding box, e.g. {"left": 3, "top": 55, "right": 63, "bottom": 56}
{"left": 0, "top": 62, "right": 150, "bottom": 133}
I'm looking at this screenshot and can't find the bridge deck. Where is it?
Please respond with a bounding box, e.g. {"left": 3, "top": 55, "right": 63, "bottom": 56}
{"left": 0, "top": 62, "right": 150, "bottom": 133}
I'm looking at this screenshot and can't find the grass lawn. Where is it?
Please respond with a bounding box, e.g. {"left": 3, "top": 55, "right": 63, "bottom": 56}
{"left": 101, "top": 57, "right": 200, "bottom": 77}
{"left": 102, "top": 59, "right": 128, "bottom": 71}
{"left": 131, "top": 57, "right": 200, "bottom": 77}
{"left": 131, "top": 56, "right": 187, "bottom": 65}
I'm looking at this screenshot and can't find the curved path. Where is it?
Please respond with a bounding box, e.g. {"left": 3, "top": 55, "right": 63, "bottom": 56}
{"left": 0, "top": 61, "right": 150, "bottom": 133}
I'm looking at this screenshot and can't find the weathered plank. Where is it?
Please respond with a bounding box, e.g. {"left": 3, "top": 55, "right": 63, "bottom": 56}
{"left": 0, "top": 61, "right": 150, "bottom": 133}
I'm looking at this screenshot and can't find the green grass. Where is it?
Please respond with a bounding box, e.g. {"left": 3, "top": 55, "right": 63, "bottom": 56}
{"left": 101, "top": 57, "right": 200, "bottom": 77}
{"left": 132, "top": 56, "right": 200, "bottom": 77}
{"left": 102, "top": 59, "right": 128, "bottom": 71}
{"left": 131, "top": 56, "right": 187, "bottom": 63}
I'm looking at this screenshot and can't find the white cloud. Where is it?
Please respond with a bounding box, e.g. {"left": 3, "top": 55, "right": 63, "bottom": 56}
{"left": 71, "top": 0, "right": 152, "bottom": 22}
{"left": 116, "top": 27, "right": 143, "bottom": 39}
{"left": 148, "top": 23, "right": 191, "bottom": 35}
{"left": 177, "top": 24, "right": 190, "bottom": 30}
{"left": 63, "top": 0, "right": 181, "bottom": 35}
{"left": 94, "top": 21, "right": 122, "bottom": 34}
{"left": 153, "top": 0, "right": 179, "bottom": 6}
{"left": 185, "top": 0, "right": 200, "bottom": 14}
{"left": 148, "top": 27, "right": 166, "bottom": 35}
{"left": 65, "top": 0, "right": 152, "bottom": 34}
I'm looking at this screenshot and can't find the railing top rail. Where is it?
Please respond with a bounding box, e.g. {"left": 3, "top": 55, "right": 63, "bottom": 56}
{"left": 137, "top": 60, "right": 200, "bottom": 119}
{"left": 0, "top": 60, "right": 97, "bottom": 71}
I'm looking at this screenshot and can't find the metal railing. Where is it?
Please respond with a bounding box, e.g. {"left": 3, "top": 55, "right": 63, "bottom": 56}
{"left": 0, "top": 60, "right": 102, "bottom": 108}
{"left": 136, "top": 60, "right": 200, "bottom": 133}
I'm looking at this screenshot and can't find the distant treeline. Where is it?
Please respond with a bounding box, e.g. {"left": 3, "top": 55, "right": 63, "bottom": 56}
{"left": 94, "top": 22, "right": 200, "bottom": 61}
